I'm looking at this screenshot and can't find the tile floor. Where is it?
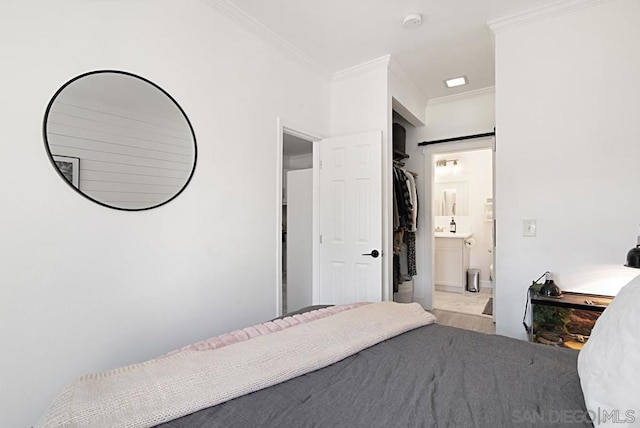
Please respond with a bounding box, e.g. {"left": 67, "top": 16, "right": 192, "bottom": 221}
{"left": 433, "top": 288, "right": 493, "bottom": 318}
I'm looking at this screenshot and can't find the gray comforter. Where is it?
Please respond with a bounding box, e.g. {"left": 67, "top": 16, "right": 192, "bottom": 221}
{"left": 158, "top": 322, "right": 590, "bottom": 427}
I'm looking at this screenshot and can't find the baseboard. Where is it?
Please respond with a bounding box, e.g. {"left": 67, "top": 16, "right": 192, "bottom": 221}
{"left": 480, "top": 280, "right": 493, "bottom": 289}
{"left": 435, "top": 284, "right": 464, "bottom": 293}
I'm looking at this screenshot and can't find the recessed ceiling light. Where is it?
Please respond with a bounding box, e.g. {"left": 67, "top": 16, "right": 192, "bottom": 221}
{"left": 444, "top": 76, "right": 468, "bottom": 88}
{"left": 402, "top": 13, "right": 422, "bottom": 28}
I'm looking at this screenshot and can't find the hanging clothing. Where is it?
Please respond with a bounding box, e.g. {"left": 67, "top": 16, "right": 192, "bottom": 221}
{"left": 405, "top": 171, "right": 418, "bottom": 232}
{"left": 395, "top": 167, "right": 412, "bottom": 228}
{"left": 393, "top": 254, "right": 401, "bottom": 293}
{"left": 392, "top": 167, "right": 409, "bottom": 230}
{"left": 392, "top": 163, "right": 419, "bottom": 283}
{"left": 404, "top": 231, "right": 417, "bottom": 277}
{"left": 393, "top": 165, "right": 418, "bottom": 231}
{"left": 394, "top": 228, "right": 404, "bottom": 255}
{"left": 393, "top": 186, "right": 400, "bottom": 231}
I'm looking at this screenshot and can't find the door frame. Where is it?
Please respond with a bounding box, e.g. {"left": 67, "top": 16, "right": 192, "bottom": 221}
{"left": 421, "top": 137, "right": 495, "bottom": 316}
{"left": 276, "top": 118, "right": 323, "bottom": 317}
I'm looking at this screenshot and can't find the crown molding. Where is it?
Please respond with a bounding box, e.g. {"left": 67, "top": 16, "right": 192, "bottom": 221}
{"left": 428, "top": 86, "right": 495, "bottom": 106}
{"left": 489, "top": 0, "right": 614, "bottom": 33}
{"left": 332, "top": 55, "right": 391, "bottom": 82}
{"left": 200, "top": 0, "right": 331, "bottom": 80}
{"left": 388, "top": 56, "right": 428, "bottom": 105}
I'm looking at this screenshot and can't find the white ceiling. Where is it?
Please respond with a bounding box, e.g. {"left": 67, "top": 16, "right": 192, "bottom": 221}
{"left": 226, "top": 0, "right": 560, "bottom": 99}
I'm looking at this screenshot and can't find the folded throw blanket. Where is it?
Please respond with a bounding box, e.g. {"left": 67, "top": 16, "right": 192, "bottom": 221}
{"left": 156, "top": 302, "right": 371, "bottom": 359}
{"left": 35, "top": 302, "right": 436, "bottom": 428}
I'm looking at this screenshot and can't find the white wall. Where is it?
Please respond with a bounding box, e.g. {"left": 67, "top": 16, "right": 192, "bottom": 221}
{"left": 330, "top": 58, "right": 390, "bottom": 136}
{"left": 401, "top": 89, "right": 496, "bottom": 309}
{"left": 422, "top": 89, "right": 496, "bottom": 140}
{"left": 492, "top": 0, "right": 640, "bottom": 339}
{"left": 282, "top": 153, "right": 312, "bottom": 203}
{"left": 330, "top": 57, "right": 392, "bottom": 299}
{"left": 389, "top": 58, "right": 428, "bottom": 127}
{"left": 286, "top": 169, "right": 313, "bottom": 312}
{"left": 0, "top": 1, "right": 330, "bottom": 426}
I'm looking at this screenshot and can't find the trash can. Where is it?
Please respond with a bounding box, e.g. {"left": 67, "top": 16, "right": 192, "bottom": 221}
{"left": 467, "top": 268, "right": 481, "bottom": 292}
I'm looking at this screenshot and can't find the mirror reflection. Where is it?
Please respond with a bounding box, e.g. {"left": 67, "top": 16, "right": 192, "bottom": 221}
{"left": 442, "top": 188, "right": 457, "bottom": 216}
{"left": 44, "top": 70, "right": 196, "bottom": 210}
{"left": 435, "top": 181, "right": 468, "bottom": 216}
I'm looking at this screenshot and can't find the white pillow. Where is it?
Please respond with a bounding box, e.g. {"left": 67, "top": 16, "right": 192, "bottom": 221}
{"left": 577, "top": 274, "right": 640, "bottom": 426}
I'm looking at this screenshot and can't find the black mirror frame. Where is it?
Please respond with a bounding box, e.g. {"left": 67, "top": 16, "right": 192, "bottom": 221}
{"left": 43, "top": 69, "right": 197, "bottom": 211}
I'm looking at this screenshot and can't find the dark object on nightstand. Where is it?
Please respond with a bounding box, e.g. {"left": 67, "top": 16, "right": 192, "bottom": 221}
{"left": 625, "top": 244, "right": 640, "bottom": 268}
{"left": 538, "top": 272, "right": 562, "bottom": 298}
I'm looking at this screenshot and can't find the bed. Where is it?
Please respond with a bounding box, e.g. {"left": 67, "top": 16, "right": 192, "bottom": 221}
{"left": 158, "top": 319, "right": 588, "bottom": 427}
{"left": 36, "top": 277, "right": 640, "bottom": 428}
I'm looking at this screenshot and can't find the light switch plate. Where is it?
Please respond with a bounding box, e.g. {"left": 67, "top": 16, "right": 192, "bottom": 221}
{"left": 523, "top": 219, "right": 537, "bottom": 237}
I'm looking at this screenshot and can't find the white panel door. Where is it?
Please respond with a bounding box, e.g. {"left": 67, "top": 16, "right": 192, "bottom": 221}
{"left": 318, "top": 131, "right": 382, "bottom": 304}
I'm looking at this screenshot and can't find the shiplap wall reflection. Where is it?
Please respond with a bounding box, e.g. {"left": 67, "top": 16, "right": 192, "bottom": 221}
{"left": 46, "top": 77, "right": 194, "bottom": 210}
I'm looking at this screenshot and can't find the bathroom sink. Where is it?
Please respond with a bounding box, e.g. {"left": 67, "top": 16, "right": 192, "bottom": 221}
{"left": 434, "top": 232, "right": 473, "bottom": 239}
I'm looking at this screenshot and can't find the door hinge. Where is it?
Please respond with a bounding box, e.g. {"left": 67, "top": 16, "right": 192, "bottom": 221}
{"left": 319, "top": 234, "right": 323, "bottom": 244}
{"left": 319, "top": 160, "right": 323, "bottom": 169}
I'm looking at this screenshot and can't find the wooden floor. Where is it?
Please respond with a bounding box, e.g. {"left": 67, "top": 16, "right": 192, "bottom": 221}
{"left": 430, "top": 309, "right": 496, "bottom": 334}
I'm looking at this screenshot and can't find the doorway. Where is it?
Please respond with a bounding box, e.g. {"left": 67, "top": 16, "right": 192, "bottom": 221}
{"left": 281, "top": 133, "right": 313, "bottom": 314}
{"left": 423, "top": 138, "right": 495, "bottom": 319}
{"left": 276, "top": 124, "right": 386, "bottom": 316}
{"left": 276, "top": 120, "right": 320, "bottom": 317}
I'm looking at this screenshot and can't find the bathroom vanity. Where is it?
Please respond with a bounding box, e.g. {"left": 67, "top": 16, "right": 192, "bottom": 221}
{"left": 434, "top": 232, "right": 472, "bottom": 293}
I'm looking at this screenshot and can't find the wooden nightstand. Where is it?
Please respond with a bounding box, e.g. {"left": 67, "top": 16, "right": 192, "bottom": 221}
{"left": 529, "top": 291, "right": 613, "bottom": 349}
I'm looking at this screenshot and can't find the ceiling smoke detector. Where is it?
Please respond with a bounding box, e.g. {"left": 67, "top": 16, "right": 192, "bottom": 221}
{"left": 402, "top": 13, "right": 422, "bottom": 28}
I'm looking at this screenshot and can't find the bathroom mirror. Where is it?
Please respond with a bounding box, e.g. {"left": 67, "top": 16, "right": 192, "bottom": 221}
{"left": 43, "top": 70, "right": 197, "bottom": 210}
{"left": 435, "top": 181, "right": 468, "bottom": 216}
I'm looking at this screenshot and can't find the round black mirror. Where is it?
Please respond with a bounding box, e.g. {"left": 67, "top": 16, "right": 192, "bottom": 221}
{"left": 43, "top": 70, "right": 197, "bottom": 210}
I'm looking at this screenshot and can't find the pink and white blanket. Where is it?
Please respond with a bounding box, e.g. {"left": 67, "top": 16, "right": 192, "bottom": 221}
{"left": 157, "top": 302, "right": 371, "bottom": 359}
{"left": 36, "top": 302, "right": 436, "bottom": 428}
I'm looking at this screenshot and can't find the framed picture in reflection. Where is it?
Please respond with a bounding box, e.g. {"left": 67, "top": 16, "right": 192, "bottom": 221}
{"left": 52, "top": 155, "right": 80, "bottom": 189}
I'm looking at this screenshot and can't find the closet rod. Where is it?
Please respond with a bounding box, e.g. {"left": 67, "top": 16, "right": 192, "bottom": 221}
{"left": 418, "top": 131, "right": 495, "bottom": 146}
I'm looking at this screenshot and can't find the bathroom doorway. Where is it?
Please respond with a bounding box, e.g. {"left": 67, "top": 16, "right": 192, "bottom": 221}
{"left": 429, "top": 143, "right": 495, "bottom": 319}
